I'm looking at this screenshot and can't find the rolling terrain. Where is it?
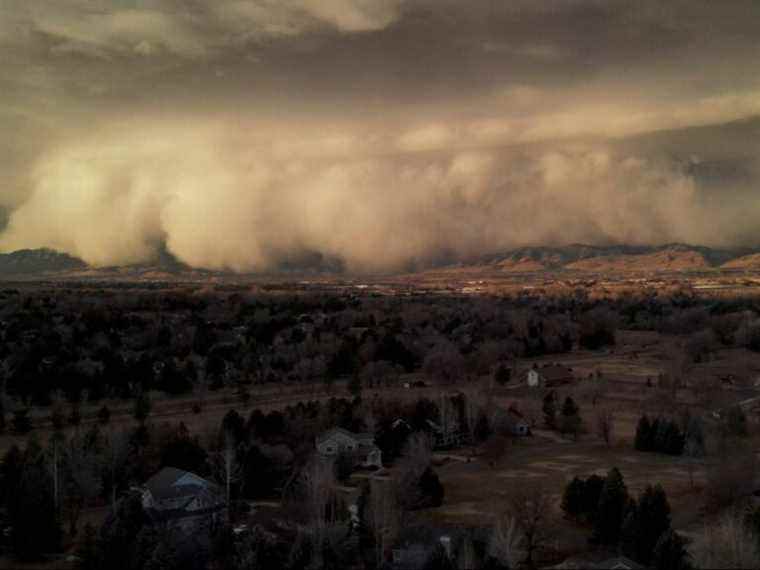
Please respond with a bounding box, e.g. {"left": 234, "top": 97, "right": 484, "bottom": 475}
{"left": 2, "top": 243, "right": 760, "bottom": 280}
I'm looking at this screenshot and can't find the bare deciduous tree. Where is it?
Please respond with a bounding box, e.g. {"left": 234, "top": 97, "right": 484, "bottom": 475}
{"left": 211, "top": 429, "right": 241, "bottom": 523}
{"left": 62, "top": 432, "right": 103, "bottom": 536}
{"left": 367, "top": 478, "right": 401, "bottom": 568}
{"left": 104, "top": 428, "right": 131, "bottom": 508}
{"left": 691, "top": 512, "right": 760, "bottom": 569}
{"left": 704, "top": 439, "right": 757, "bottom": 513}
{"left": 437, "top": 394, "right": 460, "bottom": 446}
{"left": 488, "top": 514, "right": 525, "bottom": 568}
{"left": 423, "top": 344, "right": 465, "bottom": 385}
{"left": 595, "top": 408, "right": 615, "bottom": 446}
{"left": 298, "top": 456, "right": 339, "bottom": 565}
{"left": 506, "top": 484, "right": 555, "bottom": 568}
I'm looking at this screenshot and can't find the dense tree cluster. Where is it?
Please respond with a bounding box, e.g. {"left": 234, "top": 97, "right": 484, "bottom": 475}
{"left": 564, "top": 469, "right": 692, "bottom": 569}
{"left": 634, "top": 415, "right": 685, "bottom": 455}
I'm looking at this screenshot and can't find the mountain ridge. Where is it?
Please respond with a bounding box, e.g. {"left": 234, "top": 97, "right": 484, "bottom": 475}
{"left": 3, "top": 243, "right": 760, "bottom": 278}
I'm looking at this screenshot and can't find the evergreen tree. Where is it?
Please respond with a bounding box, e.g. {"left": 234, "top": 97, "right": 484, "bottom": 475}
{"left": 98, "top": 405, "right": 111, "bottom": 425}
{"left": 724, "top": 405, "right": 748, "bottom": 437}
{"left": 652, "top": 529, "right": 692, "bottom": 570}
{"left": 560, "top": 396, "right": 581, "bottom": 438}
{"left": 11, "top": 408, "right": 32, "bottom": 433}
{"left": 581, "top": 474, "right": 605, "bottom": 523}
{"left": 684, "top": 416, "right": 706, "bottom": 457}
{"left": 494, "top": 364, "right": 511, "bottom": 385}
{"left": 77, "top": 523, "right": 101, "bottom": 570}
{"left": 620, "top": 504, "right": 640, "bottom": 559}
{"left": 417, "top": 466, "right": 445, "bottom": 508}
{"left": 637, "top": 485, "right": 672, "bottom": 564}
{"left": 634, "top": 415, "right": 652, "bottom": 451}
{"left": 622, "top": 484, "right": 672, "bottom": 564}
{"left": 592, "top": 467, "right": 628, "bottom": 545}
{"left": 663, "top": 422, "right": 685, "bottom": 455}
{"left": 97, "top": 493, "right": 149, "bottom": 570}
{"left": 9, "top": 461, "right": 61, "bottom": 560}
{"left": 649, "top": 417, "right": 661, "bottom": 450}
{"left": 561, "top": 477, "right": 586, "bottom": 520}
{"left": 542, "top": 391, "right": 557, "bottom": 429}
{"left": 68, "top": 402, "right": 82, "bottom": 427}
{"left": 348, "top": 373, "right": 363, "bottom": 399}
{"left": 132, "top": 391, "right": 151, "bottom": 425}
{"left": 653, "top": 418, "right": 670, "bottom": 453}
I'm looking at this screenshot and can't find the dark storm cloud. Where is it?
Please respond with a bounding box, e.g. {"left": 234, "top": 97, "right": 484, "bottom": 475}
{"left": 1, "top": 1, "right": 759, "bottom": 271}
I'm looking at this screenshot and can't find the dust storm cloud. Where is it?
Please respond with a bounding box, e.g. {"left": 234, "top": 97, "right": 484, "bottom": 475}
{"left": 2, "top": 1, "right": 760, "bottom": 271}
{"left": 0, "top": 121, "right": 740, "bottom": 272}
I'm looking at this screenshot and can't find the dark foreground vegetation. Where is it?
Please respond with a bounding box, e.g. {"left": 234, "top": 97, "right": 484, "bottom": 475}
{"left": 2, "top": 284, "right": 760, "bottom": 568}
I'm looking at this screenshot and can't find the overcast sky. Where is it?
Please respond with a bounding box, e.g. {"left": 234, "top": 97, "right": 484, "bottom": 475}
{"left": 2, "top": 1, "right": 760, "bottom": 271}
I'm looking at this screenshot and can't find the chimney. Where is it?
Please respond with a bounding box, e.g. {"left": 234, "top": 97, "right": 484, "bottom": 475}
{"left": 439, "top": 535, "right": 452, "bottom": 558}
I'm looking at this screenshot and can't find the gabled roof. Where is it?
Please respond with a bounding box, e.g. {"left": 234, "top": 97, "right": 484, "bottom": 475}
{"left": 316, "top": 427, "right": 375, "bottom": 446}
{"left": 549, "top": 555, "right": 644, "bottom": 570}
{"left": 144, "top": 467, "right": 218, "bottom": 501}
{"left": 595, "top": 557, "right": 645, "bottom": 569}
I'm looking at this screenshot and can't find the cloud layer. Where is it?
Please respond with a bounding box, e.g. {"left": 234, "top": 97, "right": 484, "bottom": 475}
{"left": 1, "top": 1, "right": 760, "bottom": 272}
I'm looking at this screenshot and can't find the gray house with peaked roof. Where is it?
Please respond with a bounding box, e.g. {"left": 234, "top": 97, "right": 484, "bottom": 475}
{"left": 316, "top": 427, "right": 382, "bottom": 468}
{"left": 140, "top": 467, "right": 226, "bottom": 534}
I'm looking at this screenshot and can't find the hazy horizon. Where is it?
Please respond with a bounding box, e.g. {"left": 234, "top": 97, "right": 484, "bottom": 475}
{"left": 2, "top": 1, "right": 760, "bottom": 272}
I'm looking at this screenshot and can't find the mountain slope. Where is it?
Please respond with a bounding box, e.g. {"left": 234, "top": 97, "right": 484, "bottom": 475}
{"left": 467, "top": 244, "right": 756, "bottom": 274}
{"left": 0, "top": 248, "right": 86, "bottom": 276}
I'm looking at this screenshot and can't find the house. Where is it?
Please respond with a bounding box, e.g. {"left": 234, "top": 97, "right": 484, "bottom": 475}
{"left": 424, "top": 419, "right": 466, "bottom": 449}
{"left": 526, "top": 364, "right": 574, "bottom": 388}
{"left": 491, "top": 405, "right": 531, "bottom": 436}
{"left": 140, "top": 467, "right": 226, "bottom": 535}
{"left": 392, "top": 531, "right": 454, "bottom": 570}
{"left": 549, "top": 555, "right": 645, "bottom": 569}
{"left": 316, "top": 427, "right": 383, "bottom": 468}
{"left": 504, "top": 407, "right": 531, "bottom": 436}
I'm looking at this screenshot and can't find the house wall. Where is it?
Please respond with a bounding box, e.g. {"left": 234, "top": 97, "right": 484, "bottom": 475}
{"left": 317, "top": 432, "right": 359, "bottom": 455}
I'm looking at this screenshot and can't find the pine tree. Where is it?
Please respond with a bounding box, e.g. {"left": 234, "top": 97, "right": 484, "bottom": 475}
{"left": 348, "top": 373, "right": 363, "bottom": 399}
{"left": 634, "top": 415, "right": 652, "bottom": 451}
{"left": 494, "top": 364, "right": 511, "bottom": 385}
{"left": 724, "top": 405, "right": 748, "bottom": 437}
{"left": 652, "top": 529, "right": 692, "bottom": 570}
{"left": 560, "top": 396, "right": 581, "bottom": 438}
{"left": 684, "top": 416, "right": 706, "bottom": 457}
{"left": 620, "top": 504, "right": 641, "bottom": 561}
{"left": 592, "top": 467, "right": 628, "bottom": 545}
{"left": 581, "top": 474, "right": 605, "bottom": 523}
{"left": 561, "top": 477, "right": 586, "bottom": 520}
{"left": 542, "top": 391, "right": 557, "bottom": 429}
{"left": 132, "top": 391, "right": 151, "bottom": 425}
{"left": 631, "top": 484, "right": 672, "bottom": 564}
{"left": 98, "top": 405, "right": 111, "bottom": 425}
{"left": 664, "top": 421, "right": 685, "bottom": 455}
{"left": 653, "top": 418, "right": 670, "bottom": 453}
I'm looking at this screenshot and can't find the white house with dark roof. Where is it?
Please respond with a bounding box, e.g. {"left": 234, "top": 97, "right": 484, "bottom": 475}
{"left": 140, "top": 467, "right": 226, "bottom": 534}
{"left": 316, "top": 427, "right": 382, "bottom": 468}
{"left": 526, "top": 364, "right": 575, "bottom": 388}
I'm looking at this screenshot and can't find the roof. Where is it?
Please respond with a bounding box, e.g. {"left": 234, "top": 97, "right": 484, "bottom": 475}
{"left": 549, "top": 556, "right": 644, "bottom": 570}
{"left": 595, "top": 557, "right": 645, "bottom": 569}
{"left": 316, "top": 427, "right": 375, "bottom": 446}
{"left": 144, "top": 467, "right": 219, "bottom": 501}
{"left": 535, "top": 364, "right": 574, "bottom": 381}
